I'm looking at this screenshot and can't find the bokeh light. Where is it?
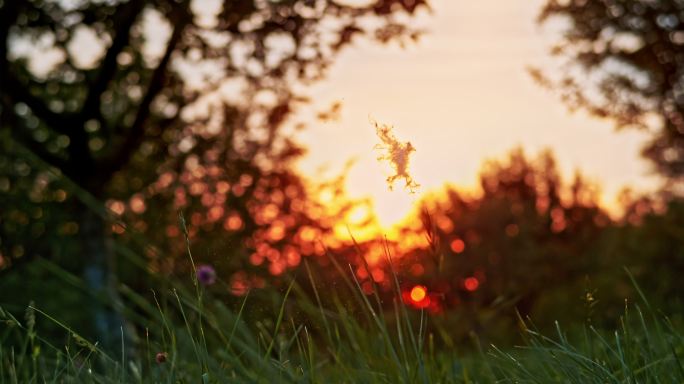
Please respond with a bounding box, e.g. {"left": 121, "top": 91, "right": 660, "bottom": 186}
{"left": 410, "top": 285, "right": 427, "bottom": 302}
{"left": 464, "top": 277, "right": 479, "bottom": 292}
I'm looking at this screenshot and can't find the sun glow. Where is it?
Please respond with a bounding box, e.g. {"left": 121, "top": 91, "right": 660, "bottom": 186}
{"left": 296, "top": 0, "right": 659, "bottom": 236}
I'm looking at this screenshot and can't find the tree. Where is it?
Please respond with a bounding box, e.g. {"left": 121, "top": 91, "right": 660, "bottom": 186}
{"left": 0, "top": 0, "right": 429, "bottom": 347}
{"left": 380, "top": 149, "right": 610, "bottom": 342}
{"left": 536, "top": 0, "right": 684, "bottom": 183}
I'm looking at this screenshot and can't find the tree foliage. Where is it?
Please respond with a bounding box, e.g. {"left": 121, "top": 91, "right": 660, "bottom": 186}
{"left": 0, "top": 0, "right": 428, "bottom": 268}
{"left": 0, "top": 0, "right": 429, "bottom": 346}
{"left": 536, "top": 0, "right": 684, "bottom": 181}
{"left": 331, "top": 148, "right": 683, "bottom": 343}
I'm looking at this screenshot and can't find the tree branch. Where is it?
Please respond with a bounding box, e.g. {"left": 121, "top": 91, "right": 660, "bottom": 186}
{"left": 0, "top": 73, "right": 77, "bottom": 130}
{"left": 99, "top": 3, "right": 191, "bottom": 180}
{"left": 0, "top": 2, "right": 79, "bottom": 136}
{"left": 80, "top": 0, "right": 145, "bottom": 122}
{"left": 0, "top": 1, "right": 68, "bottom": 172}
{"left": 0, "top": 96, "right": 70, "bottom": 174}
{"left": 66, "top": 0, "right": 145, "bottom": 179}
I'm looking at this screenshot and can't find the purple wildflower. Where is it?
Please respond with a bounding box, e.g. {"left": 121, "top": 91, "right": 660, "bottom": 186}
{"left": 196, "top": 264, "right": 216, "bottom": 286}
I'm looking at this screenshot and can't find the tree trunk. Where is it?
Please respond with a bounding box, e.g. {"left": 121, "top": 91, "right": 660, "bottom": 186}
{"left": 77, "top": 204, "right": 135, "bottom": 353}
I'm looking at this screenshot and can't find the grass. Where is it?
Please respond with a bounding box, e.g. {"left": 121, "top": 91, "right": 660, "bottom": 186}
{"left": 4, "top": 118, "right": 680, "bottom": 382}
{"left": 1, "top": 221, "right": 682, "bottom": 383}
{"left": 1, "top": 256, "right": 682, "bottom": 383}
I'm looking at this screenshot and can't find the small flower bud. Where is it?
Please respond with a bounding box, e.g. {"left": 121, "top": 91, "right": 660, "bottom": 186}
{"left": 155, "top": 352, "right": 168, "bottom": 364}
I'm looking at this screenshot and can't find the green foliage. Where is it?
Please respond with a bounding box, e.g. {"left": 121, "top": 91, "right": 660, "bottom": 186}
{"left": 489, "top": 272, "right": 684, "bottom": 383}
{"left": 0, "top": 260, "right": 681, "bottom": 383}
{"left": 2, "top": 218, "right": 682, "bottom": 383}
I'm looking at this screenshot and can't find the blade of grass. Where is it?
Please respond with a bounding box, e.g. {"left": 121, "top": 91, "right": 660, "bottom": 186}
{"left": 264, "top": 279, "right": 295, "bottom": 360}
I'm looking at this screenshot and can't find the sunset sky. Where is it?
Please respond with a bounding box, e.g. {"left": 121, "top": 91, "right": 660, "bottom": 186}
{"left": 295, "top": 0, "right": 661, "bottom": 231}
{"left": 8, "top": 0, "right": 660, "bottom": 235}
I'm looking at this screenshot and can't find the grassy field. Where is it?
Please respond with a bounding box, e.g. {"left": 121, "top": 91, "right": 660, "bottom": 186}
{"left": 1, "top": 253, "right": 682, "bottom": 384}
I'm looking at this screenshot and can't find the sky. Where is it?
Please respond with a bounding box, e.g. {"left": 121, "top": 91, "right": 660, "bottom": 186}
{"left": 9, "top": 0, "right": 661, "bottom": 235}
{"left": 294, "top": 0, "right": 660, "bottom": 231}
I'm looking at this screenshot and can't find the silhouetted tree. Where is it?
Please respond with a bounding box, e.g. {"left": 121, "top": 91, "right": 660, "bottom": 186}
{"left": 536, "top": 0, "right": 684, "bottom": 183}
{"left": 378, "top": 149, "right": 611, "bottom": 342}
{"left": 0, "top": 0, "right": 429, "bottom": 347}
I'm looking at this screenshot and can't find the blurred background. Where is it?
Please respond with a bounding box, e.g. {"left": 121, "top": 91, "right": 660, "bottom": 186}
{"left": 1, "top": 0, "right": 683, "bottom": 349}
